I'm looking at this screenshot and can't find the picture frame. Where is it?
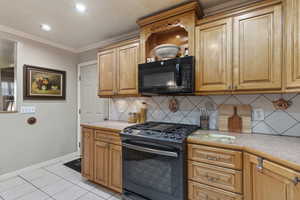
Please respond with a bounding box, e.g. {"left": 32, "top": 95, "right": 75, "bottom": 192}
{"left": 23, "top": 65, "right": 66, "bottom": 100}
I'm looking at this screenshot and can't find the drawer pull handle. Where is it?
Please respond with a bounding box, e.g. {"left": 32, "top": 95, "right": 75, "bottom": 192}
{"left": 206, "top": 155, "right": 219, "bottom": 161}
{"left": 293, "top": 177, "right": 300, "bottom": 185}
{"left": 205, "top": 174, "right": 219, "bottom": 182}
{"left": 204, "top": 194, "right": 220, "bottom": 200}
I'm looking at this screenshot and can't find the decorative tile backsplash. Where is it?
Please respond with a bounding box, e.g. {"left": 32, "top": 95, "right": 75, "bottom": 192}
{"left": 108, "top": 93, "right": 300, "bottom": 137}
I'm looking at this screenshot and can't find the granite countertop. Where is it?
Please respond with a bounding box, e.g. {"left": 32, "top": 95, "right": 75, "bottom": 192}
{"left": 188, "top": 130, "right": 300, "bottom": 171}
{"left": 81, "top": 120, "right": 136, "bottom": 131}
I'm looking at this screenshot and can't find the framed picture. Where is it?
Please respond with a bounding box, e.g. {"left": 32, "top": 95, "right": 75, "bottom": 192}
{"left": 23, "top": 65, "right": 66, "bottom": 100}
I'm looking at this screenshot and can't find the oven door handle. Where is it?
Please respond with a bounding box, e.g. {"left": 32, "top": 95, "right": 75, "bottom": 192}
{"left": 123, "top": 143, "right": 178, "bottom": 158}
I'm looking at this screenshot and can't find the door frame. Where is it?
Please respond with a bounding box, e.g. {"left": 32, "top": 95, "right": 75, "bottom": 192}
{"left": 77, "top": 60, "right": 97, "bottom": 152}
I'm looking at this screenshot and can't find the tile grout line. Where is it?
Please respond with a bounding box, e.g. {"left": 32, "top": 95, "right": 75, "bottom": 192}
{"left": 42, "top": 167, "right": 112, "bottom": 199}
{"left": 17, "top": 175, "right": 53, "bottom": 200}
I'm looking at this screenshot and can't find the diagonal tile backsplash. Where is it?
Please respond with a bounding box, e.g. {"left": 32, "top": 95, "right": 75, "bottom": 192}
{"left": 108, "top": 93, "right": 300, "bottom": 137}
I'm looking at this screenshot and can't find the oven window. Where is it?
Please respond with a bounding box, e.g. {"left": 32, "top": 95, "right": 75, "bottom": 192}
{"left": 143, "top": 72, "right": 175, "bottom": 88}
{"left": 123, "top": 146, "right": 182, "bottom": 200}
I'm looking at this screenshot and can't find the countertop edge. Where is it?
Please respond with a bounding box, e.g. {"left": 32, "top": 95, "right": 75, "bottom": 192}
{"left": 187, "top": 137, "right": 300, "bottom": 172}
{"left": 81, "top": 124, "right": 121, "bottom": 133}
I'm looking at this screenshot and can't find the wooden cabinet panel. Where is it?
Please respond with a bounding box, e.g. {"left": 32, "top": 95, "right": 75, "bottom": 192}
{"left": 286, "top": 0, "right": 300, "bottom": 89}
{"left": 188, "top": 144, "right": 243, "bottom": 170}
{"left": 188, "top": 181, "right": 243, "bottom": 200}
{"left": 95, "top": 130, "right": 121, "bottom": 145}
{"left": 195, "top": 18, "right": 233, "bottom": 92}
{"left": 94, "top": 141, "right": 109, "bottom": 186}
{"left": 188, "top": 161, "right": 243, "bottom": 193}
{"left": 117, "top": 43, "right": 139, "bottom": 95}
{"left": 233, "top": 5, "right": 282, "bottom": 91}
{"left": 98, "top": 49, "right": 116, "bottom": 96}
{"left": 81, "top": 128, "right": 94, "bottom": 180}
{"left": 109, "top": 144, "right": 122, "bottom": 193}
{"left": 244, "top": 153, "right": 300, "bottom": 200}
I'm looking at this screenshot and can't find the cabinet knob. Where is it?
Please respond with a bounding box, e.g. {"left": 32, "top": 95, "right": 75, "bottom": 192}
{"left": 228, "top": 85, "right": 232, "bottom": 90}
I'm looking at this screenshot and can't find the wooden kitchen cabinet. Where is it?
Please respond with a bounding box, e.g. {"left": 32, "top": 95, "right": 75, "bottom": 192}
{"left": 286, "top": 0, "right": 300, "bottom": 90}
{"left": 233, "top": 4, "right": 282, "bottom": 91}
{"left": 98, "top": 49, "right": 116, "bottom": 96}
{"left": 117, "top": 43, "right": 139, "bottom": 95}
{"left": 195, "top": 18, "right": 233, "bottom": 92}
{"left": 244, "top": 153, "right": 300, "bottom": 200}
{"left": 94, "top": 141, "right": 109, "bottom": 186}
{"left": 98, "top": 39, "right": 140, "bottom": 97}
{"left": 81, "top": 128, "right": 94, "bottom": 180}
{"left": 108, "top": 144, "right": 122, "bottom": 192}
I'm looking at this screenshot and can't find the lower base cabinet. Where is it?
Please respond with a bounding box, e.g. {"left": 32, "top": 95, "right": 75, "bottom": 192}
{"left": 244, "top": 153, "right": 300, "bottom": 200}
{"left": 94, "top": 141, "right": 109, "bottom": 186}
{"left": 82, "top": 127, "right": 122, "bottom": 193}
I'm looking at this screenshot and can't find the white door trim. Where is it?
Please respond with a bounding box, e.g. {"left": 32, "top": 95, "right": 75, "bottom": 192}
{"left": 77, "top": 60, "right": 97, "bottom": 152}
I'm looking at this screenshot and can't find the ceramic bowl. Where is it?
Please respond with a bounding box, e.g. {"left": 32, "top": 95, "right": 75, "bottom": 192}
{"left": 153, "top": 44, "right": 179, "bottom": 60}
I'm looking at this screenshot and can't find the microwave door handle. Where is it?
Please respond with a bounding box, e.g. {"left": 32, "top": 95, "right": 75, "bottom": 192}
{"left": 123, "top": 143, "right": 178, "bottom": 158}
{"left": 175, "top": 60, "right": 182, "bottom": 86}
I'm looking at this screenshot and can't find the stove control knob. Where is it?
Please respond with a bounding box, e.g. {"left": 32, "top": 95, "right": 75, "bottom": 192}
{"left": 126, "top": 129, "right": 133, "bottom": 134}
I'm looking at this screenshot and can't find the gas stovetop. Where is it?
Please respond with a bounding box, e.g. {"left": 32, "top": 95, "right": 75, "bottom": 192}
{"left": 121, "top": 122, "right": 199, "bottom": 143}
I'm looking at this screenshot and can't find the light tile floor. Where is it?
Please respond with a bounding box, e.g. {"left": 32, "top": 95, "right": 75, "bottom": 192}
{"left": 0, "top": 160, "right": 121, "bottom": 200}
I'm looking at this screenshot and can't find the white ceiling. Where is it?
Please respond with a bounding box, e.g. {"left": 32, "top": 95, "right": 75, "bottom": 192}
{"left": 0, "top": 0, "right": 251, "bottom": 53}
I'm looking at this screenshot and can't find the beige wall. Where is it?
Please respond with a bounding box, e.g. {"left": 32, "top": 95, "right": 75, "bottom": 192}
{"left": 78, "top": 48, "right": 98, "bottom": 63}
{"left": 0, "top": 32, "right": 78, "bottom": 175}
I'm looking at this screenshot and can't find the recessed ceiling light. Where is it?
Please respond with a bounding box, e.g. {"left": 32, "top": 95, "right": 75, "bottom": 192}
{"left": 40, "top": 24, "right": 51, "bottom": 32}
{"left": 75, "top": 3, "right": 87, "bottom": 13}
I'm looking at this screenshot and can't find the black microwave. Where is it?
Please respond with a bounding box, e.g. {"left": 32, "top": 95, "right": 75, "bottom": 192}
{"left": 139, "top": 56, "right": 195, "bottom": 94}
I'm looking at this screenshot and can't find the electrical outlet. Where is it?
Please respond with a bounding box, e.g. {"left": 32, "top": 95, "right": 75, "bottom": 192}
{"left": 21, "top": 106, "right": 36, "bottom": 114}
{"left": 253, "top": 109, "right": 264, "bottom": 121}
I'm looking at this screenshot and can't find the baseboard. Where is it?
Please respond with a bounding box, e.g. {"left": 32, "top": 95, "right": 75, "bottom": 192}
{"left": 0, "top": 151, "right": 80, "bottom": 181}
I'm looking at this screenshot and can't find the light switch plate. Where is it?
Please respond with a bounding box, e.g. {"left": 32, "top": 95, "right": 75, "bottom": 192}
{"left": 21, "top": 106, "right": 36, "bottom": 114}
{"left": 253, "top": 109, "right": 264, "bottom": 121}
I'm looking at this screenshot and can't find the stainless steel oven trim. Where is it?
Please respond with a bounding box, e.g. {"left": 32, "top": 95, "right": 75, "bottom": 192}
{"left": 123, "top": 143, "right": 178, "bottom": 158}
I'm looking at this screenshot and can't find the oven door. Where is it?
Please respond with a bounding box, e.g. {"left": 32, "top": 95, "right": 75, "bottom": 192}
{"left": 122, "top": 140, "right": 185, "bottom": 200}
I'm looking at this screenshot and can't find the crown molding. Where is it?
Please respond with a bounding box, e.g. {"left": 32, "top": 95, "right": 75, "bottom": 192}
{"left": 76, "top": 30, "right": 140, "bottom": 53}
{"left": 0, "top": 25, "right": 77, "bottom": 53}
{"left": 0, "top": 24, "right": 140, "bottom": 54}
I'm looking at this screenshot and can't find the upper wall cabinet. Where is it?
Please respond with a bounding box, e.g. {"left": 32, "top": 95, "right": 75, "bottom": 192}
{"left": 117, "top": 43, "right": 139, "bottom": 95}
{"left": 195, "top": 18, "right": 233, "bottom": 92}
{"left": 233, "top": 4, "right": 282, "bottom": 91}
{"left": 138, "top": 2, "right": 201, "bottom": 63}
{"left": 98, "top": 40, "right": 140, "bottom": 97}
{"left": 286, "top": 0, "right": 300, "bottom": 90}
{"left": 98, "top": 49, "right": 116, "bottom": 96}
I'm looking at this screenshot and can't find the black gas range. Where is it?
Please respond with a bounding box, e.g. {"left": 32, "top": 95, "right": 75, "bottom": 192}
{"left": 120, "top": 122, "right": 199, "bottom": 200}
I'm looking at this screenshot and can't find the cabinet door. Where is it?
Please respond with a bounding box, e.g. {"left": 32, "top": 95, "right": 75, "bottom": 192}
{"left": 244, "top": 153, "right": 300, "bottom": 200}
{"left": 81, "top": 128, "right": 94, "bottom": 180}
{"left": 98, "top": 49, "right": 116, "bottom": 96}
{"left": 233, "top": 5, "right": 282, "bottom": 91}
{"left": 195, "top": 18, "right": 233, "bottom": 92}
{"left": 109, "top": 144, "right": 122, "bottom": 193}
{"left": 94, "top": 141, "right": 109, "bottom": 186}
{"left": 117, "top": 43, "right": 139, "bottom": 95}
{"left": 286, "top": 0, "right": 300, "bottom": 89}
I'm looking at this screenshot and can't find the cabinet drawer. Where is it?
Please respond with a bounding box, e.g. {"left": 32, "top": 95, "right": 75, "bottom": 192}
{"left": 188, "top": 181, "right": 243, "bottom": 200}
{"left": 188, "top": 161, "right": 242, "bottom": 193}
{"left": 188, "top": 144, "right": 242, "bottom": 170}
{"left": 95, "top": 130, "right": 121, "bottom": 145}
